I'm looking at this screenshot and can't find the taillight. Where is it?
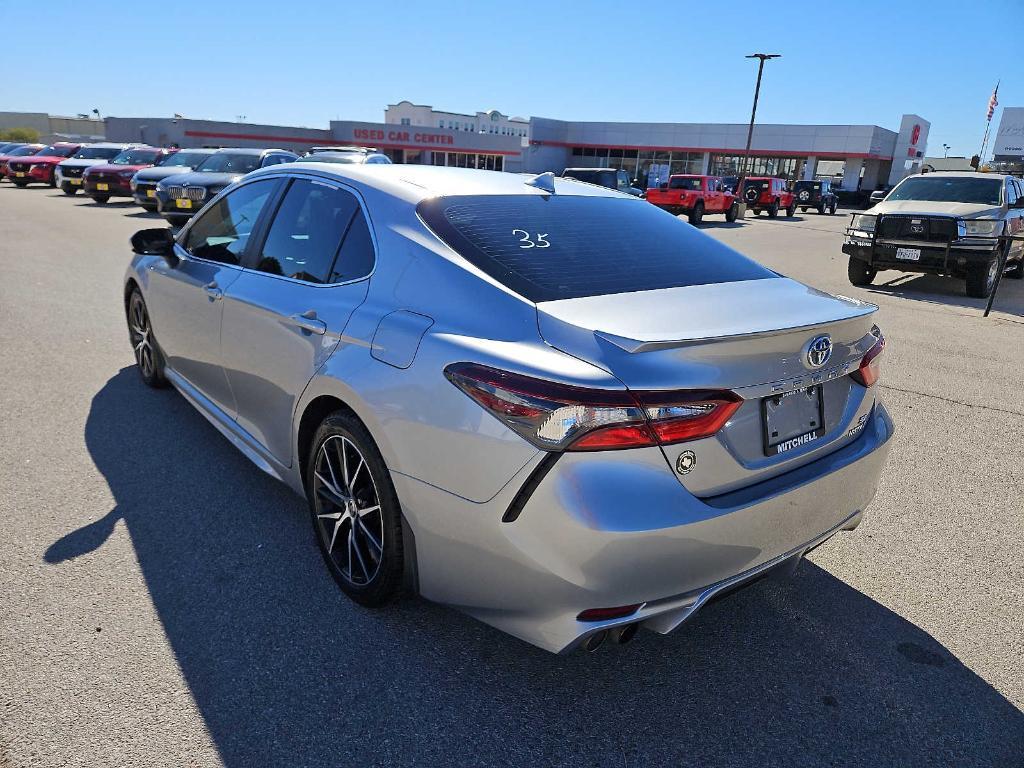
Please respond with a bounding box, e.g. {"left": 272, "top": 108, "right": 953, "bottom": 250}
{"left": 851, "top": 333, "right": 885, "bottom": 387}
{"left": 444, "top": 363, "right": 741, "bottom": 452}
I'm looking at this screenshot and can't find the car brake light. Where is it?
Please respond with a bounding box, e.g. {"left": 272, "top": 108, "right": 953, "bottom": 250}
{"left": 444, "top": 363, "right": 741, "bottom": 452}
{"left": 850, "top": 333, "right": 885, "bottom": 387}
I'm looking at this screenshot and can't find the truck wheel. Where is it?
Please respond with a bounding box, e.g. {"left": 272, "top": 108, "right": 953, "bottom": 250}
{"left": 800, "top": 206, "right": 807, "bottom": 213}
{"left": 752, "top": 208, "right": 761, "bottom": 216}
{"left": 92, "top": 195, "right": 110, "bottom": 204}
{"left": 61, "top": 183, "right": 77, "bottom": 196}
{"left": 965, "top": 257, "right": 999, "bottom": 298}
{"left": 1007, "top": 256, "right": 1024, "bottom": 280}
{"left": 725, "top": 201, "right": 738, "bottom": 222}
{"left": 829, "top": 201, "right": 837, "bottom": 215}
{"left": 817, "top": 203, "right": 826, "bottom": 214}
{"left": 768, "top": 200, "right": 779, "bottom": 218}
{"left": 786, "top": 203, "right": 796, "bottom": 217}
{"left": 12, "top": 180, "right": 27, "bottom": 188}
{"left": 688, "top": 202, "right": 704, "bottom": 225}
{"left": 848, "top": 257, "right": 877, "bottom": 286}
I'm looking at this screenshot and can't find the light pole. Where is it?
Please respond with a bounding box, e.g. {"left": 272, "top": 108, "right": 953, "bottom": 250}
{"left": 737, "top": 53, "right": 780, "bottom": 211}
{"left": 942, "top": 143, "right": 951, "bottom": 158}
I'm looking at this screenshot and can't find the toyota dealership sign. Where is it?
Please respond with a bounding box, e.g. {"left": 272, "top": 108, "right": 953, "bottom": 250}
{"left": 993, "top": 106, "right": 1024, "bottom": 159}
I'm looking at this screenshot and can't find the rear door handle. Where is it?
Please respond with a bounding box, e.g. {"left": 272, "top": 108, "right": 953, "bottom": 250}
{"left": 289, "top": 312, "right": 327, "bottom": 335}
{"left": 203, "top": 282, "right": 223, "bottom": 300}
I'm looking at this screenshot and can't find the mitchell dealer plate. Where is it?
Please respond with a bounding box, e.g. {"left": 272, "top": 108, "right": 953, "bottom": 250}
{"left": 896, "top": 247, "right": 921, "bottom": 261}
{"left": 762, "top": 385, "right": 825, "bottom": 456}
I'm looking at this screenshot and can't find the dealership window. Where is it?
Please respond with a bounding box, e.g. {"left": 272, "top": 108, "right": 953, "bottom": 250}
{"left": 400, "top": 118, "right": 410, "bottom": 126}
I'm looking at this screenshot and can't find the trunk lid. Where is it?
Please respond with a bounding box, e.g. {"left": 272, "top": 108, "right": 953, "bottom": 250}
{"left": 536, "top": 277, "right": 881, "bottom": 495}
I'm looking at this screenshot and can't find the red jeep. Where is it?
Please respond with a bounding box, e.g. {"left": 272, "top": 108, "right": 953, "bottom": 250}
{"left": 645, "top": 175, "right": 738, "bottom": 224}
{"left": 742, "top": 176, "right": 796, "bottom": 218}
{"left": 7, "top": 142, "right": 82, "bottom": 187}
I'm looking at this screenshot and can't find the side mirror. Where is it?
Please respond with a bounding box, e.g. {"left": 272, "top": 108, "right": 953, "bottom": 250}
{"left": 131, "top": 228, "right": 177, "bottom": 265}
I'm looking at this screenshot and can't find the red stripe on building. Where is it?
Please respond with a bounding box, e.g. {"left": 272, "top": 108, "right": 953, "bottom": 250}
{"left": 184, "top": 130, "right": 520, "bottom": 156}
{"left": 530, "top": 138, "right": 890, "bottom": 161}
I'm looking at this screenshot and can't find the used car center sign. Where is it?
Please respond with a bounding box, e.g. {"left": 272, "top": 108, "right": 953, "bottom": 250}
{"left": 353, "top": 128, "right": 455, "bottom": 147}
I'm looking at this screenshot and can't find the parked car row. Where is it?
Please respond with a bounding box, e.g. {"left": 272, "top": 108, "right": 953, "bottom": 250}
{"left": 1, "top": 141, "right": 394, "bottom": 227}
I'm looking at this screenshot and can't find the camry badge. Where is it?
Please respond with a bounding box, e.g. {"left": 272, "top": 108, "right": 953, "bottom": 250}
{"left": 806, "top": 335, "right": 833, "bottom": 368}
{"left": 676, "top": 450, "right": 696, "bottom": 475}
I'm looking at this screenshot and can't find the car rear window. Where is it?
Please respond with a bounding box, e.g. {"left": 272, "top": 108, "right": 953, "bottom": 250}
{"left": 669, "top": 177, "right": 702, "bottom": 190}
{"left": 418, "top": 194, "right": 776, "bottom": 302}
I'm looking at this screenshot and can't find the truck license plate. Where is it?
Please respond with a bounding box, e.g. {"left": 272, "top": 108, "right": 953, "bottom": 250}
{"left": 96, "top": 183, "right": 109, "bottom": 191}
{"left": 762, "top": 386, "right": 825, "bottom": 456}
{"left": 896, "top": 247, "right": 921, "bottom": 261}
{"left": 175, "top": 199, "right": 193, "bottom": 209}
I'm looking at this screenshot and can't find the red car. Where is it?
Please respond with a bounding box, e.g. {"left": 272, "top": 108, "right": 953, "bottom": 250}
{"left": 0, "top": 143, "right": 45, "bottom": 181}
{"left": 6, "top": 142, "right": 82, "bottom": 187}
{"left": 645, "top": 175, "right": 738, "bottom": 224}
{"left": 741, "top": 176, "right": 796, "bottom": 218}
{"left": 82, "top": 146, "right": 176, "bottom": 203}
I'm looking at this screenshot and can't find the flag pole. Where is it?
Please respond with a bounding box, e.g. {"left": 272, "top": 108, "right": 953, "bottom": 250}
{"left": 979, "top": 79, "right": 1000, "bottom": 163}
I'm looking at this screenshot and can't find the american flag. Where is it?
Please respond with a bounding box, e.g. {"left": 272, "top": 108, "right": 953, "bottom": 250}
{"left": 987, "top": 83, "right": 999, "bottom": 121}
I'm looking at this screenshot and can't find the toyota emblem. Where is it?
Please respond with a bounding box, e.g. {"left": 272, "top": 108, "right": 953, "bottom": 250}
{"left": 806, "top": 335, "right": 833, "bottom": 368}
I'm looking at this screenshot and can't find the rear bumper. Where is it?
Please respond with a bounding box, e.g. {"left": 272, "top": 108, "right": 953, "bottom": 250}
{"left": 843, "top": 241, "right": 997, "bottom": 271}
{"left": 393, "top": 399, "right": 895, "bottom": 653}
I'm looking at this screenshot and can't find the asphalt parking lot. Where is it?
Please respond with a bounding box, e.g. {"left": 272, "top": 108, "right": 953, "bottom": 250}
{"left": 1, "top": 185, "right": 1022, "bottom": 768}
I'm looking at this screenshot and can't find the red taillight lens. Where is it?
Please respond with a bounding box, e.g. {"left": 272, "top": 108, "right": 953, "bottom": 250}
{"left": 577, "top": 604, "right": 642, "bottom": 622}
{"left": 444, "top": 363, "right": 741, "bottom": 452}
{"left": 851, "top": 334, "right": 885, "bottom": 388}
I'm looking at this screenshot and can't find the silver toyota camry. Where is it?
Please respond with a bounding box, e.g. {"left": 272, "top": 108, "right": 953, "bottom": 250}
{"left": 123, "top": 163, "right": 894, "bottom": 653}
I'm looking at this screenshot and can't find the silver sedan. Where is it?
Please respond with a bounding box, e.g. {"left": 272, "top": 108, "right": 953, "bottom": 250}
{"left": 123, "top": 164, "right": 894, "bottom": 653}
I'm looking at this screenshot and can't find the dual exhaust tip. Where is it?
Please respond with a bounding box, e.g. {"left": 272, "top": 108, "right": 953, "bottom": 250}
{"left": 581, "top": 623, "right": 638, "bottom": 652}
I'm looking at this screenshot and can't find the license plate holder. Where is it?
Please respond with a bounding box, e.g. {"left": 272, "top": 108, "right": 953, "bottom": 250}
{"left": 762, "top": 385, "right": 825, "bottom": 456}
{"left": 70, "top": 178, "right": 82, "bottom": 185}
{"left": 175, "top": 198, "right": 193, "bottom": 209}
{"left": 146, "top": 189, "right": 156, "bottom": 198}
{"left": 15, "top": 172, "right": 25, "bottom": 177}
{"left": 96, "top": 183, "right": 109, "bottom": 191}
{"left": 896, "top": 247, "right": 921, "bottom": 261}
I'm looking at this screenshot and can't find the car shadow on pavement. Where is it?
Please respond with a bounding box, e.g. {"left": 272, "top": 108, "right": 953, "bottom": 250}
{"left": 45, "top": 368, "right": 1024, "bottom": 767}
{"left": 865, "top": 271, "right": 1024, "bottom": 318}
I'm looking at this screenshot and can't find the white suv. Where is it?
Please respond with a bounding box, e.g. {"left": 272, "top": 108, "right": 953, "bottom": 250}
{"left": 56, "top": 143, "right": 144, "bottom": 195}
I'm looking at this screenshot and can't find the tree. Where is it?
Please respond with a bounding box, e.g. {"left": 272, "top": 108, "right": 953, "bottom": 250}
{"left": 0, "top": 127, "right": 40, "bottom": 143}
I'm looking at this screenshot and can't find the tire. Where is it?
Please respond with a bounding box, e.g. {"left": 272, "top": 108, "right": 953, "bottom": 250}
{"left": 817, "top": 203, "right": 826, "bottom": 215}
{"left": 306, "top": 412, "right": 404, "bottom": 607}
{"left": 965, "top": 257, "right": 999, "bottom": 298}
{"left": 140, "top": 202, "right": 158, "bottom": 212}
{"left": 752, "top": 208, "right": 761, "bottom": 216}
{"left": 12, "top": 180, "right": 27, "bottom": 188}
{"left": 768, "top": 200, "right": 779, "bottom": 218}
{"left": 61, "top": 183, "right": 78, "bottom": 196}
{"left": 92, "top": 195, "right": 110, "bottom": 204}
{"left": 1006, "top": 255, "right": 1024, "bottom": 280}
{"left": 829, "top": 201, "right": 837, "bottom": 215}
{"left": 725, "top": 201, "right": 738, "bottom": 222}
{"left": 126, "top": 290, "right": 168, "bottom": 388}
{"left": 800, "top": 207, "right": 807, "bottom": 213}
{"left": 49, "top": 170, "right": 57, "bottom": 188}
{"left": 786, "top": 204, "right": 796, "bottom": 217}
{"left": 688, "top": 202, "right": 704, "bottom": 225}
{"left": 848, "top": 257, "right": 877, "bottom": 286}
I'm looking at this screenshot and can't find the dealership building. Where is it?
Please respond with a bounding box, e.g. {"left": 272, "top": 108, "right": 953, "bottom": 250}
{"left": 992, "top": 106, "right": 1024, "bottom": 170}
{"left": 95, "top": 104, "right": 930, "bottom": 191}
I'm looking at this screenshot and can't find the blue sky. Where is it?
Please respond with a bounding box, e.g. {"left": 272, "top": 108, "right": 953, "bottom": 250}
{"left": 0, "top": 0, "right": 1016, "bottom": 158}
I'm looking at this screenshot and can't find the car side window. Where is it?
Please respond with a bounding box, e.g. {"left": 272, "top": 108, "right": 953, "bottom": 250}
{"left": 183, "top": 179, "right": 276, "bottom": 265}
{"left": 261, "top": 155, "right": 287, "bottom": 167}
{"left": 331, "top": 207, "right": 375, "bottom": 282}
{"left": 1005, "top": 180, "right": 1017, "bottom": 206}
{"left": 254, "top": 178, "right": 365, "bottom": 284}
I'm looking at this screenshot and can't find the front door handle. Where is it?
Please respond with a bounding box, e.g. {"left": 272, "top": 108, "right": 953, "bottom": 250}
{"left": 203, "top": 282, "right": 223, "bottom": 301}
{"left": 289, "top": 311, "right": 327, "bottom": 335}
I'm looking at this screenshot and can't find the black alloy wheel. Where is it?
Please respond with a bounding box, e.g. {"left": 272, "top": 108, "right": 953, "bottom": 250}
{"left": 127, "top": 290, "right": 167, "bottom": 388}
{"left": 688, "top": 202, "right": 704, "bottom": 225}
{"left": 307, "top": 414, "right": 403, "bottom": 607}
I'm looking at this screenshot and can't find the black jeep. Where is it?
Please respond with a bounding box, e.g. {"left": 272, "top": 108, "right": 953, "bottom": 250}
{"left": 793, "top": 179, "right": 838, "bottom": 214}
